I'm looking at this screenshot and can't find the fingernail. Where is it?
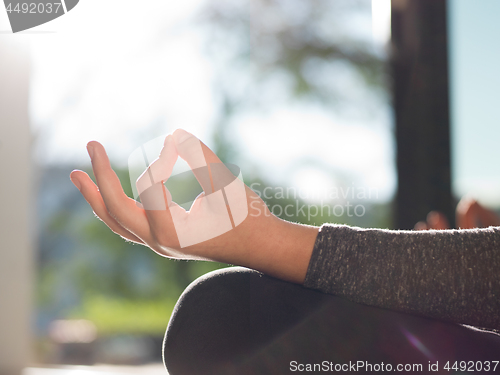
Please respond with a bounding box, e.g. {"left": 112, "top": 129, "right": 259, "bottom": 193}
{"left": 87, "top": 144, "right": 94, "bottom": 159}
{"left": 71, "top": 177, "right": 81, "bottom": 191}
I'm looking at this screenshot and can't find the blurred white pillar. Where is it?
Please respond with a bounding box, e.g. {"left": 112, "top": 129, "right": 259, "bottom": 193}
{"left": 0, "top": 37, "right": 33, "bottom": 375}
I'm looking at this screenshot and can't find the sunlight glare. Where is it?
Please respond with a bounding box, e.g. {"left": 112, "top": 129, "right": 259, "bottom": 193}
{"left": 372, "top": 0, "right": 391, "bottom": 45}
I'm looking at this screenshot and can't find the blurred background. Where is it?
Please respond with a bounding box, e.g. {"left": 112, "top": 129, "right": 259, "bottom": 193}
{"left": 1, "top": 0, "right": 499, "bottom": 373}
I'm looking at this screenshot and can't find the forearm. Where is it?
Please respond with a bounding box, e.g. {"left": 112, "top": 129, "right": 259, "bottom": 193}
{"left": 304, "top": 224, "right": 500, "bottom": 331}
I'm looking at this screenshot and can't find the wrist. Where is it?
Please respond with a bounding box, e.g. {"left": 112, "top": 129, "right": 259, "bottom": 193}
{"left": 240, "top": 214, "right": 319, "bottom": 284}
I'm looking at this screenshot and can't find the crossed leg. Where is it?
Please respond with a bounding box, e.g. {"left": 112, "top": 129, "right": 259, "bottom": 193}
{"left": 164, "top": 267, "right": 500, "bottom": 375}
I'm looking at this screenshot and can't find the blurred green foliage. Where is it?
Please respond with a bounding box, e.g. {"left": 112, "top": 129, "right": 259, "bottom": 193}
{"left": 70, "top": 296, "right": 175, "bottom": 335}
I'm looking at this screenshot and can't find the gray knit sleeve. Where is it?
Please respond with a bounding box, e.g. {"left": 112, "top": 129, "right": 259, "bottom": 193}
{"left": 303, "top": 224, "right": 500, "bottom": 331}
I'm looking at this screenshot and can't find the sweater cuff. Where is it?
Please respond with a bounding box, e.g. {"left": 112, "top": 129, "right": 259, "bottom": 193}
{"left": 303, "top": 224, "right": 348, "bottom": 293}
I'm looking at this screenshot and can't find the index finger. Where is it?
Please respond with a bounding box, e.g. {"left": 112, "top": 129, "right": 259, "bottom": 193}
{"left": 88, "top": 141, "right": 152, "bottom": 242}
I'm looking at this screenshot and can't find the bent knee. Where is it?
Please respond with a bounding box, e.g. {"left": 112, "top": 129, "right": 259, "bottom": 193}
{"left": 163, "top": 267, "right": 259, "bottom": 374}
{"left": 163, "top": 266, "right": 328, "bottom": 374}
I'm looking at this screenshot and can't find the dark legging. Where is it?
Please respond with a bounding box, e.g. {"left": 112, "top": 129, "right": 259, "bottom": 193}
{"left": 163, "top": 267, "right": 500, "bottom": 375}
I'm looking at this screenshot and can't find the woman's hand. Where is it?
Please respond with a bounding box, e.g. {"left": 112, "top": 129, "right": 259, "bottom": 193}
{"left": 70, "top": 129, "right": 318, "bottom": 283}
{"left": 456, "top": 196, "right": 500, "bottom": 229}
{"left": 414, "top": 196, "right": 500, "bottom": 230}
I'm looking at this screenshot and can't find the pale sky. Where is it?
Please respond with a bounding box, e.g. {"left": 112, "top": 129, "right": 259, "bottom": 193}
{"left": 449, "top": 0, "right": 500, "bottom": 206}
{"left": 5, "top": 0, "right": 499, "bottom": 206}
